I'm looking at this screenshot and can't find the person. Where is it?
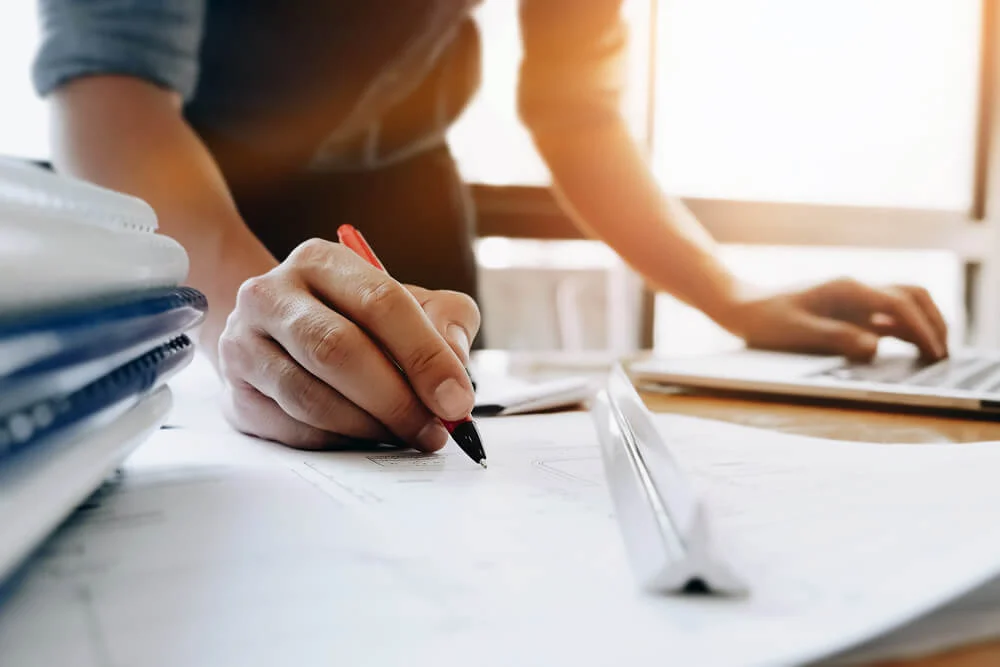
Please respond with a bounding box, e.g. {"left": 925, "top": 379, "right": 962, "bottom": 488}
{"left": 33, "top": 1, "right": 949, "bottom": 452}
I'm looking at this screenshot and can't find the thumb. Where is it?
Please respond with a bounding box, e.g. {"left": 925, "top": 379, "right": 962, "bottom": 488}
{"left": 795, "top": 314, "right": 880, "bottom": 361}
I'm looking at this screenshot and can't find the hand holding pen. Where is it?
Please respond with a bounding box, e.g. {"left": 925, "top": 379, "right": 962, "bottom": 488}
{"left": 216, "top": 235, "right": 482, "bottom": 455}
{"left": 337, "top": 224, "right": 488, "bottom": 467}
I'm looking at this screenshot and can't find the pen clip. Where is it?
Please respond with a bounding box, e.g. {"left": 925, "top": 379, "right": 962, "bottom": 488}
{"left": 337, "top": 224, "right": 386, "bottom": 272}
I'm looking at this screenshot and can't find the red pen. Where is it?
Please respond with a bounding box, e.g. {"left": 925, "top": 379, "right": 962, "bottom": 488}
{"left": 336, "top": 224, "right": 488, "bottom": 469}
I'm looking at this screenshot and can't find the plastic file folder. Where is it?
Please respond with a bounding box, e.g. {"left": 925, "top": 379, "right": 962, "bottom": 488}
{"left": 0, "top": 386, "right": 173, "bottom": 589}
{"left": 0, "top": 287, "right": 206, "bottom": 413}
{"left": 0, "top": 158, "right": 188, "bottom": 310}
{"left": 0, "top": 335, "right": 194, "bottom": 466}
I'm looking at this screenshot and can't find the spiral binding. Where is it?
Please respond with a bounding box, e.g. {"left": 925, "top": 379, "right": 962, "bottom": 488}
{"left": 0, "top": 336, "right": 192, "bottom": 461}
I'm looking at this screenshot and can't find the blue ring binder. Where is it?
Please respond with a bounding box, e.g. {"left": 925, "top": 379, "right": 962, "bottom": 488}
{"left": 0, "top": 335, "right": 194, "bottom": 464}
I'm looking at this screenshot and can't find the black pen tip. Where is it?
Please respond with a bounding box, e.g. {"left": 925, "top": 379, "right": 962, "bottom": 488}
{"left": 450, "top": 420, "right": 487, "bottom": 468}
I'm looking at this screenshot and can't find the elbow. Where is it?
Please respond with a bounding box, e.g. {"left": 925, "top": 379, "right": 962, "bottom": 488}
{"left": 518, "top": 92, "right": 627, "bottom": 156}
{"left": 518, "top": 71, "right": 626, "bottom": 137}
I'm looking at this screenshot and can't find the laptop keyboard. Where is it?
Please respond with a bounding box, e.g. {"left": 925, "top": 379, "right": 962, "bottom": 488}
{"left": 821, "top": 356, "right": 1000, "bottom": 394}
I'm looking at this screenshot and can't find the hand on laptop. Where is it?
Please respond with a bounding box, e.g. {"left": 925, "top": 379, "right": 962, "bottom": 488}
{"left": 727, "top": 278, "right": 948, "bottom": 362}
{"left": 215, "top": 239, "right": 479, "bottom": 450}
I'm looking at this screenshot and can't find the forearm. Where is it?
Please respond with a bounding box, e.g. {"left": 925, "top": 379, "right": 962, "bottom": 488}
{"left": 533, "top": 119, "right": 748, "bottom": 332}
{"left": 48, "top": 76, "right": 277, "bottom": 364}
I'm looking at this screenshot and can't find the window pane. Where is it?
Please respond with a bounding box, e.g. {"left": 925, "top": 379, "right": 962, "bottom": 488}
{"left": 448, "top": 0, "right": 548, "bottom": 185}
{"left": 0, "top": 1, "right": 48, "bottom": 160}
{"left": 449, "top": 0, "right": 651, "bottom": 185}
{"left": 652, "top": 0, "right": 981, "bottom": 210}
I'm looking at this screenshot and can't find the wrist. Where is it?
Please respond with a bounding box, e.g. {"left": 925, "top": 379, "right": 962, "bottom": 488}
{"left": 185, "top": 225, "right": 277, "bottom": 369}
{"left": 698, "top": 274, "right": 766, "bottom": 338}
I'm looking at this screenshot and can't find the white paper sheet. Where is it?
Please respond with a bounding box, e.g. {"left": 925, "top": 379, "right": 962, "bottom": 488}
{"left": 470, "top": 372, "right": 593, "bottom": 415}
{"left": 165, "top": 353, "right": 593, "bottom": 425}
{"left": 5, "top": 406, "right": 1000, "bottom": 666}
{"left": 830, "top": 574, "right": 1000, "bottom": 664}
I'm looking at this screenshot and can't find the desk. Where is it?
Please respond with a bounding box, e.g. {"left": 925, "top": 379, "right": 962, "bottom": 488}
{"left": 476, "top": 351, "right": 1000, "bottom": 667}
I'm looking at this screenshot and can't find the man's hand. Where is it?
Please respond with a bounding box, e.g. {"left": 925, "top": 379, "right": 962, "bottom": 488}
{"left": 217, "top": 238, "right": 480, "bottom": 451}
{"left": 725, "top": 278, "right": 949, "bottom": 362}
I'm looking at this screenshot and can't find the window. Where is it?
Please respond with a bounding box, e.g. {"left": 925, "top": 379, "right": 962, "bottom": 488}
{"left": 652, "top": 0, "right": 980, "bottom": 209}
{"left": 453, "top": 0, "right": 985, "bottom": 353}
{"left": 448, "top": 0, "right": 653, "bottom": 185}
{"left": 0, "top": 2, "right": 47, "bottom": 161}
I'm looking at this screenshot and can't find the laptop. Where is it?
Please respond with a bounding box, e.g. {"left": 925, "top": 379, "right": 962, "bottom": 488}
{"left": 631, "top": 348, "right": 1000, "bottom": 415}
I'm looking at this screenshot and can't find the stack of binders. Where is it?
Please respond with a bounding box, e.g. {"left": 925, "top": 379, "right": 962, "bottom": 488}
{"left": 0, "top": 158, "right": 206, "bottom": 587}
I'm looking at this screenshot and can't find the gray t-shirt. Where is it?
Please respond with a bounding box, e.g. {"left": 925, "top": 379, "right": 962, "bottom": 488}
{"left": 33, "top": 0, "right": 627, "bottom": 172}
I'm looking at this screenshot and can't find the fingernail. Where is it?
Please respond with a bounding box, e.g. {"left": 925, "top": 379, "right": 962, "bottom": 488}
{"left": 446, "top": 324, "right": 471, "bottom": 363}
{"left": 434, "top": 378, "right": 473, "bottom": 421}
{"left": 416, "top": 421, "right": 449, "bottom": 452}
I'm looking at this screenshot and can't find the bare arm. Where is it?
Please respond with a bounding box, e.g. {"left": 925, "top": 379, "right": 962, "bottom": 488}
{"left": 532, "top": 117, "right": 947, "bottom": 359}
{"left": 533, "top": 120, "right": 746, "bottom": 331}
{"left": 518, "top": 0, "right": 946, "bottom": 359}
{"left": 49, "top": 75, "right": 277, "bottom": 365}
{"left": 48, "top": 74, "right": 479, "bottom": 449}
{"left": 517, "top": 0, "right": 747, "bottom": 331}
